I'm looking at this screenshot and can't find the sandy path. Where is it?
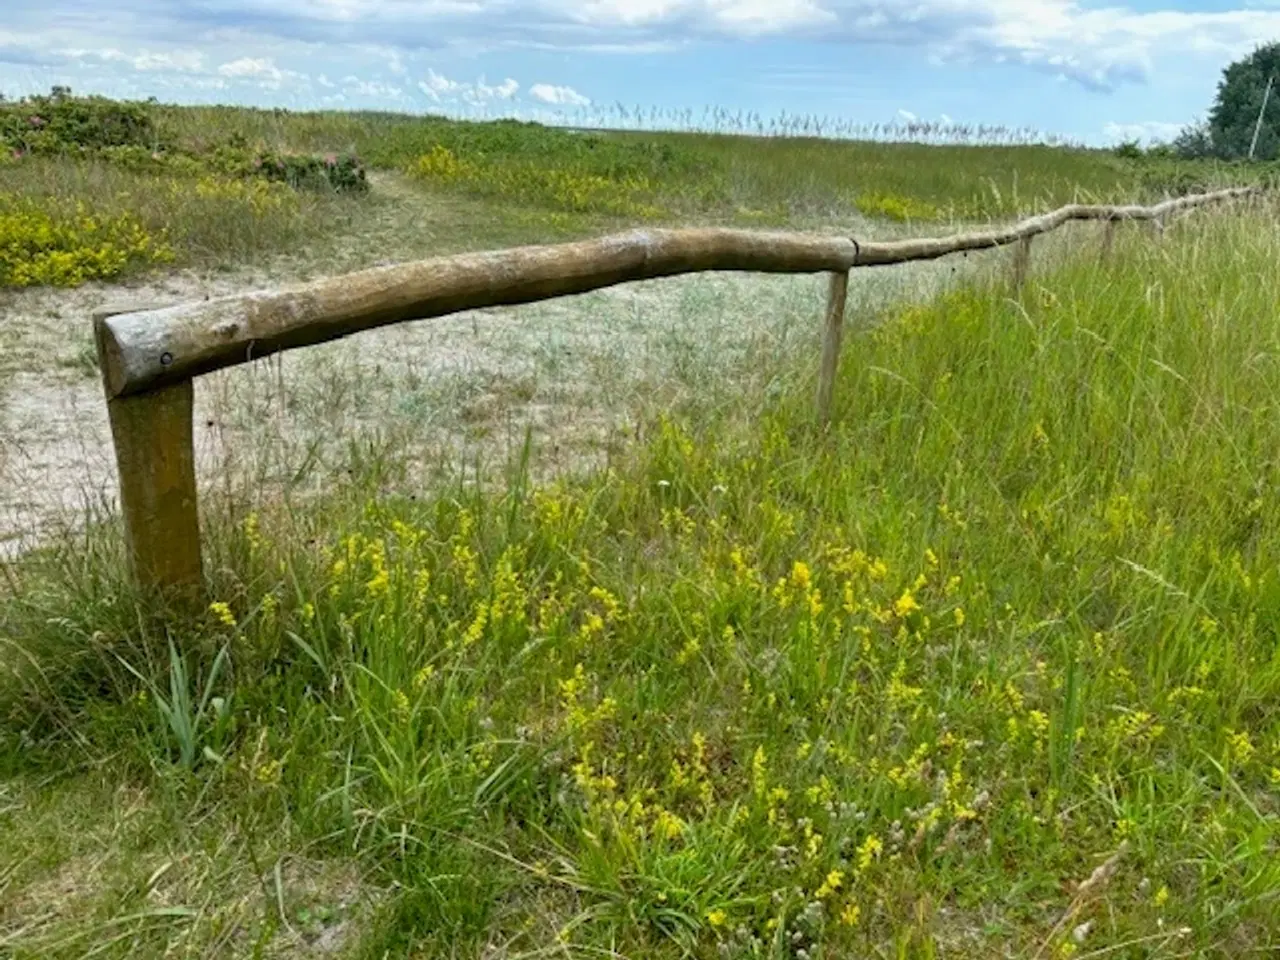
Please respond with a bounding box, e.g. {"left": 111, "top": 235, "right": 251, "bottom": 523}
{"left": 0, "top": 177, "right": 975, "bottom": 559}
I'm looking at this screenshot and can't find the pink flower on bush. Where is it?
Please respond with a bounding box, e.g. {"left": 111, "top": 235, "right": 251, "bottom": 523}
{"left": 324, "top": 154, "right": 337, "bottom": 167}
{"left": 28, "top": 115, "right": 46, "bottom": 128}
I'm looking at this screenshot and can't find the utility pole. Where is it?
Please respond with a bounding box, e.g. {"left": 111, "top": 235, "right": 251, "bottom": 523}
{"left": 1249, "top": 73, "right": 1275, "bottom": 161}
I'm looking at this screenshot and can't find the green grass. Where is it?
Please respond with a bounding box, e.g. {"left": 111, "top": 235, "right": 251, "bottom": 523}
{"left": 3, "top": 203, "right": 1279, "bottom": 957}
{"left": 3, "top": 91, "right": 1270, "bottom": 293}
{"left": 147, "top": 102, "right": 1267, "bottom": 221}
{"left": 0, "top": 156, "right": 364, "bottom": 276}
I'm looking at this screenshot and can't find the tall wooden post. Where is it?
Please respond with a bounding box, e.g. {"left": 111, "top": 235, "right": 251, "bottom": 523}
{"left": 94, "top": 312, "right": 204, "bottom": 602}
{"left": 816, "top": 270, "right": 850, "bottom": 427}
{"left": 1099, "top": 218, "right": 1116, "bottom": 264}
{"left": 1012, "top": 234, "right": 1034, "bottom": 293}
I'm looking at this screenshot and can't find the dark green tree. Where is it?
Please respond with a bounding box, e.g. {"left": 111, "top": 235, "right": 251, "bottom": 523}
{"left": 1207, "top": 42, "right": 1280, "bottom": 160}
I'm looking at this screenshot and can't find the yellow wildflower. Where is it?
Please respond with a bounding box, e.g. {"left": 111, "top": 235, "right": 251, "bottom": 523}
{"left": 815, "top": 869, "right": 845, "bottom": 899}
{"left": 208, "top": 601, "right": 237, "bottom": 628}
{"left": 855, "top": 834, "right": 883, "bottom": 873}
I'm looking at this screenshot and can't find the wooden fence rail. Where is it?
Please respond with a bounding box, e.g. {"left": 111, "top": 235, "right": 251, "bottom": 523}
{"left": 92, "top": 185, "right": 1260, "bottom": 599}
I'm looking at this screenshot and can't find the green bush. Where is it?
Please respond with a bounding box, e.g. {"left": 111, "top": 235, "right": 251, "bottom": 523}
{"left": 0, "top": 190, "right": 174, "bottom": 288}
{"left": 213, "top": 144, "right": 368, "bottom": 192}
{"left": 0, "top": 87, "right": 157, "bottom": 155}
{"left": 1, "top": 90, "right": 368, "bottom": 194}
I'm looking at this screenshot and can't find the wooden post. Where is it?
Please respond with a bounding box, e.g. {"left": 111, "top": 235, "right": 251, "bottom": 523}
{"left": 816, "top": 270, "right": 850, "bottom": 427}
{"left": 1099, "top": 218, "right": 1116, "bottom": 264}
{"left": 95, "top": 314, "right": 204, "bottom": 602}
{"left": 1012, "top": 234, "right": 1034, "bottom": 293}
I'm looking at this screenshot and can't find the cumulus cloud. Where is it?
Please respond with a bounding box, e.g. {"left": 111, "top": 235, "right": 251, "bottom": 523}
{"left": 344, "top": 76, "right": 405, "bottom": 98}
{"left": 5, "top": 0, "right": 1280, "bottom": 98}
{"left": 1103, "top": 119, "right": 1185, "bottom": 144}
{"left": 488, "top": 77, "right": 520, "bottom": 99}
{"left": 419, "top": 68, "right": 520, "bottom": 104}
{"left": 530, "top": 82, "right": 590, "bottom": 106}
{"left": 53, "top": 46, "right": 206, "bottom": 73}
{"left": 216, "top": 56, "right": 305, "bottom": 88}
{"left": 569, "top": 0, "right": 832, "bottom": 35}
{"left": 419, "top": 67, "right": 461, "bottom": 100}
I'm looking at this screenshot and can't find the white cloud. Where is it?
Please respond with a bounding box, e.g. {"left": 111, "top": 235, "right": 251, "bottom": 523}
{"left": 7, "top": 0, "right": 1280, "bottom": 107}
{"left": 530, "top": 82, "right": 590, "bottom": 106}
{"left": 897, "top": 108, "right": 917, "bottom": 122}
{"left": 570, "top": 0, "right": 831, "bottom": 35}
{"left": 344, "top": 76, "right": 405, "bottom": 98}
{"left": 216, "top": 56, "right": 305, "bottom": 89}
{"left": 57, "top": 46, "right": 206, "bottom": 73}
{"left": 1103, "top": 119, "right": 1185, "bottom": 144}
{"left": 419, "top": 67, "right": 461, "bottom": 100}
{"left": 542, "top": 0, "right": 1280, "bottom": 90}
{"left": 485, "top": 77, "right": 520, "bottom": 99}
{"left": 217, "top": 57, "right": 279, "bottom": 80}
{"left": 419, "top": 69, "right": 520, "bottom": 104}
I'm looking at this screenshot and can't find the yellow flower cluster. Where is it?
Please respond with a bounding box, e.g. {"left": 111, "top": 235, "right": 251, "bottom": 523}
{"left": 410, "top": 144, "right": 665, "bottom": 219}
{"left": 181, "top": 175, "right": 297, "bottom": 216}
{"left": 0, "top": 192, "right": 173, "bottom": 288}
{"left": 855, "top": 190, "right": 943, "bottom": 223}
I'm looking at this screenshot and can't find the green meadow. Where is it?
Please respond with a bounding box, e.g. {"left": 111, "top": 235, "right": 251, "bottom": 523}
{"left": 1, "top": 92, "right": 1277, "bottom": 958}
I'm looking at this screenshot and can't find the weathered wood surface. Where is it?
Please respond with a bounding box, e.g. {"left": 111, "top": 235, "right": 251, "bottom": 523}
{"left": 102, "top": 381, "right": 204, "bottom": 597}
{"left": 97, "top": 230, "right": 860, "bottom": 398}
{"left": 1012, "top": 235, "right": 1034, "bottom": 292}
{"left": 94, "top": 309, "right": 204, "bottom": 599}
{"left": 97, "top": 186, "right": 1258, "bottom": 399}
{"left": 1099, "top": 219, "right": 1116, "bottom": 264}
{"left": 815, "top": 271, "right": 850, "bottom": 426}
{"left": 854, "top": 186, "right": 1256, "bottom": 266}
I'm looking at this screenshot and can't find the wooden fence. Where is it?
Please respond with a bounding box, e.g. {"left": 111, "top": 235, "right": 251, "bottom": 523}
{"left": 92, "top": 186, "right": 1259, "bottom": 599}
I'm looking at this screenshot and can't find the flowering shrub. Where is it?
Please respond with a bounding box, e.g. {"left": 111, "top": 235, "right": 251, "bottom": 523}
{"left": 0, "top": 88, "right": 155, "bottom": 155}
{"left": 411, "top": 143, "right": 662, "bottom": 218}
{"left": 178, "top": 175, "right": 299, "bottom": 215}
{"left": 855, "top": 190, "right": 944, "bottom": 222}
{"left": 0, "top": 192, "right": 173, "bottom": 288}
{"left": 238, "top": 148, "right": 368, "bottom": 193}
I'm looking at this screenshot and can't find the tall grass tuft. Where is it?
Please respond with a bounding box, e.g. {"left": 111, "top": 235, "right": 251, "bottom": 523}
{"left": 3, "top": 202, "right": 1279, "bottom": 956}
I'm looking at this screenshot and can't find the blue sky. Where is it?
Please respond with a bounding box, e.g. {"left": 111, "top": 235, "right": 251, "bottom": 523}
{"left": 2, "top": 1, "right": 1278, "bottom": 145}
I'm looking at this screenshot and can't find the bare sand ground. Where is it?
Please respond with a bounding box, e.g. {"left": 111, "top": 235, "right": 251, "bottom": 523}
{"left": 0, "top": 175, "right": 1006, "bottom": 559}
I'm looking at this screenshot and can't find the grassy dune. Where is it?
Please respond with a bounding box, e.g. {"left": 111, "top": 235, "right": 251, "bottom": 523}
{"left": 1, "top": 92, "right": 1226, "bottom": 295}
{"left": 3, "top": 198, "right": 1278, "bottom": 956}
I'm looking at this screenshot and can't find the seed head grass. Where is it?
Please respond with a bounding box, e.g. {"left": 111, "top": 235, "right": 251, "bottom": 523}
{"left": 2, "top": 200, "right": 1278, "bottom": 956}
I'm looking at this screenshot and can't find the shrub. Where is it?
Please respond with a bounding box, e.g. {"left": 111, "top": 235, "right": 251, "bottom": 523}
{"left": 410, "top": 143, "right": 663, "bottom": 217}
{"left": 0, "top": 192, "right": 174, "bottom": 288}
{"left": 0, "top": 90, "right": 368, "bottom": 194}
{"left": 1112, "top": 140, "right": 1145, "bottom": 160}
{"left": 0, "top": 88, "right": 157, "bottom": 155}
{"left": 247, "top": 149, "right": 368, "bottom": 192}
